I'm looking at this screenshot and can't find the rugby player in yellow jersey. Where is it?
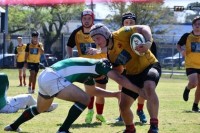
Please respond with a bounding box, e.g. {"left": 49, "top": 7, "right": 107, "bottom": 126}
{"left": 66, "top": 9, "right": 108, "bottom": 124}
{"left": 25, "top": 31, "right": 44, "bottom": 94}
{"left": 90, "top": 23, "right": 161, "bottom": 133}
{"left": 14, "top": 37, "right": 27, "bottom": 86}
{"left": 116, "top": 12, "right": 158, "bottom": 124}
{"left": 177, "top": 16, "right": 200, "bottom": 112}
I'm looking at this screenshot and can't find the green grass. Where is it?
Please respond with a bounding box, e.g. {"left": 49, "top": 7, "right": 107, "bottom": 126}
{"left": 0, "top": 69, "right": 200, "bottom": 133}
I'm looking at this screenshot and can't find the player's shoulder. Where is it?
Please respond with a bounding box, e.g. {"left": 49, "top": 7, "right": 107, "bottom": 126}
{"left": 182, "top": 32, "right": 190, "bottom": 38}
{"left": 72, "top": 26, "right": 83, "bottom": 34}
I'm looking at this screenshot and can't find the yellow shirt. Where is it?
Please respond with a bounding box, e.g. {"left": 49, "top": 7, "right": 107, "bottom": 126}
{"left": 26, "top": 43, "right": 43, "bottom": 63}
{"left": 15, "top": 44, "right": 26, "bottom": 62}
{"left": 108, "top": 26, "right": 158, "bottom": 75}
{"left": 74, "top": 28, "right": 107, "bottom": 59}
{"left": 185, "top": 33, "right": 200, "bottom": 68}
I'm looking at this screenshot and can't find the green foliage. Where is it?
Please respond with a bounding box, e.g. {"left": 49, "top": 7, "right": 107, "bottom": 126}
{"left": 105, "top": 2, "right": 176, "bottom": 31}
{"left": 8, "top": 6, "right": 31, "bottom": 33}
{"left": 185, "top": 2, "right": 200, "bottom": 23}
{"left": 8, "top": 5, "right": 85, "bottom": 53}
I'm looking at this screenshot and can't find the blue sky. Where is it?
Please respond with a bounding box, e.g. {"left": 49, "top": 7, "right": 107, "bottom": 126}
{"left": 164, "top": 0, "right": 199, "bottom": 7}
{"left": 94, "top": 0, "right": 199, "bottom": 19}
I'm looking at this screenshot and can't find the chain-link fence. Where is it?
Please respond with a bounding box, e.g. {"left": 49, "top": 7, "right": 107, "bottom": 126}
{"left": 0, "top": 33, "right": 185, "bottom": 71}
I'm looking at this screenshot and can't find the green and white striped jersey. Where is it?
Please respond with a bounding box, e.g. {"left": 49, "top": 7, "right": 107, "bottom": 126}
{"left": 50, "top": 57, "right": 112, "bottom": 85}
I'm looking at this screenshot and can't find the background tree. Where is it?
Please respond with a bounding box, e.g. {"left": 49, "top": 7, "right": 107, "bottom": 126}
{"left": 105, "top": 1, "right": 177, "bottom": 32}
{"left": 8, "top": 5, "right": 84, "bottom": 53}
{"left": 185, "top": 2, "right": 200, "bottom": 23}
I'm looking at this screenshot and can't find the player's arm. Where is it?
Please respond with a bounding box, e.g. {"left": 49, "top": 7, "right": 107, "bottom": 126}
{"left": 107, "top": 69, "right": 141, "bottom": 94}
{"left": 84, "top": 84, "right": 120, "bottom": 99}
{"left": 113, "top": 65, "right": 124, "bottom": 74}
{"left": 176, "top": 33, "right": 189, "bottom": 57}
{"left": 67, "top": 46, "right": 73, "bottom": 58}
{"left": 66, "top": 28, "right": 79, "bottom": 58}
{"left": 39, "top": 43, "right": 44, "bottom": 54}
{"left": 24, "top": 44, "right": 30, "bottom": 63}
{"left": 135, "top": 25, "right": 153, "bottom": 52}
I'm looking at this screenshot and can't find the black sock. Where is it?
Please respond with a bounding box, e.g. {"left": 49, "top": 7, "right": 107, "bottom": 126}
{"left": 10, "top": 106, "right": 39, "bottom": 130}
{"left": 59, "top": 102, "right": 87, "bottom": 132}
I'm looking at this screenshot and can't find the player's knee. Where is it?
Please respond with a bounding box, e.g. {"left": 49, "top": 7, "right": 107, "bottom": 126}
{"left": 79, "top": 93, "right": 90, "bottom": 106}
{"left": 84, "top": 94, "right": 90, "bottom": 105}
{"left": 75, "top": 102, "right": 87, "bottom": 111}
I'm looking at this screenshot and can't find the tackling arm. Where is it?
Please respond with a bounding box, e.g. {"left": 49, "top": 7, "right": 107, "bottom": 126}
{"left": 107, "top": 69, "right": 140, "bottom": 94}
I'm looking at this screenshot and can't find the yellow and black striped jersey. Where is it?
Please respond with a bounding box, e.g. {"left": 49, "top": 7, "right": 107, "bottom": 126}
{"left": 14, "top": 44, "right": 26, "bottom": 62}
{"left": 178, "top": 32, "right": 200, "bottom": 68}
{"left": 108, "top": 26, "right": 158, "bottom": 75}
{"left": 25, "top": 43, "right": 43, "bottom": 63}
{"left": 67, "top": 26, "right": 106, "bottom": 59}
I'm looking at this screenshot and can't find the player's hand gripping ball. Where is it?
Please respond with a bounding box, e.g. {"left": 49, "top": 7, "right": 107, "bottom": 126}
{"left": 130, "top": 33, "right": 146, "bottom": 56}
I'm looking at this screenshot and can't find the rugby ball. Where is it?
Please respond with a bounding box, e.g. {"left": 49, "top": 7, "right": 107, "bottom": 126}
{"left": 130, "top": 33, "right": 145, "bottom": 56}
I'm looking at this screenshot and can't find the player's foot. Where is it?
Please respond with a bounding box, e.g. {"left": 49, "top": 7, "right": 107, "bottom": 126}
{"left": 96, "top": 114, "right": 107, "bottom": 123}
{"left": 148, "top": 125, "right": 159, "bottom": 133}
{"left": 17, "top": 84, "right": 22, "bottom": 87}
{"left": 46, "top": 103, "right": 58, "bottom": 112}
{"left": 24, "top": 82, "right": 26, "bottom": 86}
{"left": 192, "top": 106, "right": 200, "bottom": 112}
{"left": 85, "top": 109, "right": 94, "bottom": 124}
{"left": 123, "top": 129, "right": 136, "bottom": 133}
{"left": 137, "top": 110, "right": 147, "bottom": 123}
{"left": 183, "top": 87, "right": 190, "bottom": 101}
{"left": 28, "top": 87, "right": 32, "bottom": 94}
{"left": 31, "top": 90, "right": 35, "bottom": 94}
{"left": 4, "top": 125, "right": 21, "bottom": 132}
{"left": 115, "top": 115, "right": 123, "bottom": 122}
{"left": 56, "top": 131, "right": 71, "bottom": 133}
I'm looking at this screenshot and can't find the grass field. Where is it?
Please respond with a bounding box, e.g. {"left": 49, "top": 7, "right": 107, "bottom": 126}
{"left": 0, "top": 69, "right": 200, "bottom": 133}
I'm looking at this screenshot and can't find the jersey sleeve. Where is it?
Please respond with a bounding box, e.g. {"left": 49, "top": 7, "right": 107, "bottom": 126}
{"left": 67, "top": 27, "right": 82, "bottom": 48}
{"left": 177, "top": 33, "right": 190, "bottom": 46}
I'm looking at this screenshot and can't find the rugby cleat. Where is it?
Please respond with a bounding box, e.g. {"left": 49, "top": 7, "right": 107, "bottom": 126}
{"left": 115, "top": 115, "right": 123, "bottom": 122}
{"left": 96, "top": 114, "right": 107, "bottom": 123}
{"left": 4, "top": 125, "right": 21, "bottom": 132}
{"left": 85, "top": 109, "right": 94, "bottom": 124}
{"left": 137, "top": 110, "right": 147, "bottom": 123}
{"left": 148, "top": 125, "right": 159, "bottom": 133}
{"left": 46, "top": 103, "right": 58, "bottom": 112}
{"left": 192, "top": 106, "right": 200, "bottom": 112}
{"left": 56, "top": 131, "right": 71, "bottom": 133}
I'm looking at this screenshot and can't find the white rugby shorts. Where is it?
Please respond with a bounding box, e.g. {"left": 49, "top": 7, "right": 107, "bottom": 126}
{"left": 38, "top": 68, "right": 71, "bottom": 97}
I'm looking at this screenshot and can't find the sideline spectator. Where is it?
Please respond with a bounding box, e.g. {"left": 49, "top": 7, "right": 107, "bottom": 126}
{"left": 177, "top": 16, "right": 200, "bottom": 112}
{"left": 14, "top": 37, "right": 27, "bottom": 87}
{"left": 25, "top": 31, "right": 44, "bottom": 94}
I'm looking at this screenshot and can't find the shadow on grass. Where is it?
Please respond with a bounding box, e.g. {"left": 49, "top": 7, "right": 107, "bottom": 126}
{"left": 57, "top": 122, "right": 103, "bottom": 128}
{"left": 107, "top": 121, "right": 149, "bottom": 127}
{"left": 183, "top": 110, "right": 200, "bottom": 113}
